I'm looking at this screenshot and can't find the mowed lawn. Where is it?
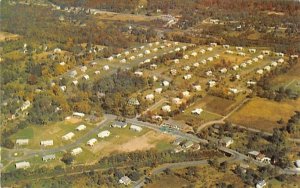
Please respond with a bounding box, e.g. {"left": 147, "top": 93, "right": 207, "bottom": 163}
{"left": 229, "top": 97, "right": 300, "bottom": 132}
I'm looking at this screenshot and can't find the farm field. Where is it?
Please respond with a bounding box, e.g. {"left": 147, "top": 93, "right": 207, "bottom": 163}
{"left": 228, "top": 97, "right": 300, "bottom": 132}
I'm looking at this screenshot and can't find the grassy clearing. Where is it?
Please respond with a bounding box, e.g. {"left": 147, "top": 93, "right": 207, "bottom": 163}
{"left": 229, "top": 97, "right": 300, "bottom": 132}
{"left": 10, "top": 118, "right": 96, "bottom": 149}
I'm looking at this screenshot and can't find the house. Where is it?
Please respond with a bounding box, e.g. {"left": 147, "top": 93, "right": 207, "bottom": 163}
{"left": 76, "top": 124, "right": 86, "bottom": 131}
{"left": 162, "top": 81, "right": 170, "bottom": 87}
{"left": 83, "top": 74, "right": 89, "bottom": 80}
{"left": 208, "top": 80, "right": 216, "bottom": 87}
{"left": 16, "top": 139, "right": 29, "bottom": 146}
{"left": 160, "top": 45, "right": 165, "bottom": 49}
{"left": 172, "top": 138, "right": 184, "bottom": 146}
{"left": 220, "top": 68, "right": 227, "bottom": 73}
{"left": 172, "top": 98, "right": 182, "bottom": 105}
{"left": 120, "top": 59, "right": 127, "bottom": 63}
{"left": 107, "top": 56, "right": 114, "bottom": 61}
{"left": 119, "top": 176, "right": 132, "bottom": 185}
{"left": 207, "top": 47, "right": 213, "bottom": 51}
{"left": 214, "top": 54, "right": 220, "bottom": 59}
{"left": 256, "top": 154, "right": 271, "bottom": 164}
{"left": 162, "top": 105, "right": 171, "bottom": 112}
{"left": 236, "top": 47, "right": 243, "bottom": 51}
{"left": 152, "top": 48, "right": 158, "bottom": 52}
{"left": 80, "top": 66, "right": 87, "bottom": 72}
{"left": 62, "top": 132, "right": 75, "bottom": 140}
{"left": 264, "top": 65, "right": 271, "bottom": 72}
{"left": 144, "top": 50, "right": 150, "bottom": 54}
{"left": 182, "top": 91, "right": 190, "bottom": 97}
{"left": 206, "top": 70, "right": 213, "bottom": 76}
{"left": 258, "top": 55, "right": 264, "bottom": 60}
{"left": 278, "top": 58, "right": 284, "bottom": 63}
{"left": 210, "top": 42, "right": 217, "bottom": 47}
{"left": 69, "top": 70, "right": 77, "bottom": 77}
{"left": 60, "top": 85, "right": 67, "bottom": 92}
{"left": 111, "top": 121, "right": 127, "bottom": 128}
{"left": 73, "top": 112, "right": 85, "bottom": 117}
{"left": 53, "top": 48, "right": 62, "bottom": 53}
{"left": 152, "top": 115, "right": 163, "bottom": 121}
{"left": 15, "top": 161, "right": 30, "bottom": 169}
{"left": 232, "top": 65, "right": 239, "bottom": 70}
{"left": 191, "top": 52, "right": 198, "bottom": 57}
{"left": 262, "top": 50, "right": 270, "bottom": 55}
{"left": 40, "top": 140, "right": 54, "bottom": 147}
{"left": 98, "top": 130, "right": 111, "bottom": 138}
{"left": 42, "top": 154, "right": 56, "bottom": 162}
{"left": 150, "top": 64, "right": 158, "bottom": 70}
{"left": 183, "top": 141, "right": 194, "bottom": 149}
{"left": 138, "top": 53, "right": 143, "bottom": 57}
{"left": 183, "top": 55, "right": 189, "bottom": 59}
{"left": 103, "top": 65, "right": 110, "bottom": 71}
{"left": 256, "top": 69, "right": 264, "bottom": 75}
{"left": 249, "top": 48, "right": 256, "bottom": 53}
{"left": 72, "top": 80, "right": 78, "bottom": 86}
{"left": 182, "top": 46, "right": 187, "bottom": 50}
{"left": 59, "top": 62, "right": 65, "bottom": 66}
{"left": 155, "top": 88, "right": 163, "bottom": 94}
{"left": 193, "top": 62, "right": 199, "bottom": 67}
{"left": 21, "top": 100, "right": 31, "bottom": 111}
{"left": 271, "top": 61, "right": 278, "bottom": 67}
{"left": 200, "top": 49, "right": 206, "bottom": 54}
{"left": 130, "top": 125, "right": 143, "bottom": 132}
{"left": 192, "top": 108, "right": 203, "bottom": 115}
{"left": 247, "top": 81, "right": 257, "bottom": 86}
{"left": 140, "top": 45, "right": 145, "bottom": 49}
{"left": 153, "top": 76, "right": 158, "bottom": 82}
{"left": 95, "top": 70, "right": 100, "bottom": 75}
{"left": 219, "top": 137, "right": 234, "bottom": 147}
{"left": 129, "top": 56, "right": 135, "bottom": 60}
{"left": 275, "top": 52, "right": 284, "bottom": 57}
{"left": 174, "top": 59, "right": 180, "bottom": 64}
{"left": 170, "top": 69, "right": 177, "bottom": 76}
{"left": 223, "top": 45, "right": 230, "bottom": 49}
{"left": 237, "top": 52, "right": 246, "bottom": 56}
{"left": 71, "top": 147, "right": 83, "bottom": 156}
{"left": 193, "top": 85, "right": 201, "bottom": 91}
{"left": 248, "top": 150, "right": 260, "bottom": 158}
{"left": 87, "top": 138, "right": 97, "bottom": 146}
{"left": 295, "top": 160, "right": 300, "bottom": 168}
{"left": 124, "top": 51, "right": 130, "bottom": 56}
{"left": 207, "top": 57, "right": 214, "bottom": 62}
{"left": 291, "top": 55, "right": 298, "bottom": 59}
{"left": 253, "top": 57, "right": 259, "bottom": 62}
{"left": 183, "top": 66, "right": 190, "bottom": 71}
{"left": 175, "top": 47, "right": 181, "bottom": 52}
{"left": 134, "top": 71, "right": 143, "bottom": 77}
{"left": 148, "top": 43, "right": 153, "bottom": 47}
{"left": 145, "top": 94, "right": 155, "bottom": 101}
{"left": 246, "top": 60, "right": 253, "bottom": 65}
{"left": 256, "top": 180, "right": 267, "bottom": 188}
{"left": 226, "top": 50, "right": 234, "bottom": 54}
{"left": 201, "top": 60, "right": 207, "bottom": 64}
{"left": 229, "top": 88, "right": 239, "bottom": 94}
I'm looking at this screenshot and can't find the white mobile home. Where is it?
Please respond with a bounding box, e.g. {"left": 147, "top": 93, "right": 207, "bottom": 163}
{"left": 76, "top": 124, "right": 86, "bottom": 131}
{"left": 40, "top": 140, "right": 53, "bottom": 147}
{"left": 71, "top": 147, "right": 83, "bottom": 156}
{"left": 62, "top": 132, "right": 75, "bottom": 141}
{"left": 15, "top": 161, "right": 30, "bottom": 169}
{"left": 98, "top": 130, "right": 111, "bottom": 138}
{"left": 130, "top": 125, "right": 143, "bottom": 132}
{"left": 87, "top": 138, "right": 97, "bottom": 146}
{"left": 16, "top": 139, "right": 29, "bottom": 146}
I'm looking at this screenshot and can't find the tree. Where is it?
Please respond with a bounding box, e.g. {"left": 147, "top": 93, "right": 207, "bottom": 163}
{"left": 61, "top": 153, "right": 74, "bottom": 165}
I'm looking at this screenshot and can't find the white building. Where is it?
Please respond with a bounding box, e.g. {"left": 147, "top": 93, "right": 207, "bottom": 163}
{"left": 16, "top": 139, "right": 29, "bottom": 146}
{"left": 220, "top": 68, "right": 227, "bottom": 73}
{"left": 223, "top": 45, "right": 230, "bottom": 49}
{"left": 210, "top": 42, "right": 217, "bottom": 47}
{"left": 170, "top": 69, "right": 177, "bottom": 76}
{"left": 229, "top": 88, "right": 239, "bottom": 94}
{"left": 173, "top": 59, "right": 180, "bottom": 64}
{"left": 172, "top": 98, "right": 182, "bottom": 105}
{"left": 191, "top": 52, "right": 198, "bottom": 57}
{"left": 155, "top": 88, "right": 163, "bottom": 93}
{"left": 264, "top": 65, "right": 271, "bottom": 72}
{"left": 193, "top": 85, "right": 201, "bottom": 91}
{"left": 182, "top": 91, "right": 190, "bottom": 97}
{"left": 98, "top": 130, "right": 111, "bottom": 138}
{"left": 83, "top": 74, "right": 89, "bottom": 80}
{"left": 206, "top": 70, "right": 213, "bottom": 76}
{"left": 62, "top": 132, "right": 75, "bottom": 141}
{"left": 257, "top": 69, "right": 264, "bottom": 75}
{"left": 208, "top": 80, "right": 216, "bottom": 87}
{"left": 183, "top": 74, "right": 192, "bottom": 80}
{"left": 236, "top": 46, "right": 243, "bottom": 51}
{"left": 249, "top": 48, "right": 256, "bottom": 53}
{"left": 119, "top": 176, "right": 132, "bottom": 185}
{"left": 193, "top": 62, "right": 199, "bottom": 67}
{"left": 240, "top": 63, "right": 247, "bottom": 68}
{"left": 40, "top": 140, "right": 53, "bottom": 147}
{"left": 134, "top": 71, "right": 143, "bottom": 77}
{"left": 80, "top": 66, "right": 87, "bottom": 72}
{"left": 183, "top": 66, "right": 190, "bottom": 71}
{"left": 226, "top": 50, "right": 234, "bottom": 54}
{"left": 103, "top": 65, "right": 110, "bottom": 71}
{"left": 258, "top": 55, "right": 264, "bottom": 60}
{"left": 42, "top": 154, "right": 56, "bottom": 162}
{"left": 262, "top": 50, "right": 270, "bottom": 55}
{"left": 192, "top": 108, "right": 203, "bottom": 115}
{"left": 162, "top": 105, "right": 171, "bottom": 112}
{"left": 207, "top": 47, "right": 213, "bottom": 51}
{"left": 130, "top": 125, "right": 143, "bottom": 132}
{"left": 15, "top": 161, "right": 30, "bottom": 169}
{"left": 201, "top": 60, "right": 207, "bottom": 64}
{"left": 183, "top": 55, "right": 189, "bottom": 59}
{"left": 200, "top": 49, "right": 206, "bottom": 54}
{"left": 76, "top": 124, "right": 86, "bottom": 131}
{"left": 73, "top": 112, "right": 85, "bottom": 117}
{"left": 232, "top": 65, "right": 239, "bottom": 70}
{"left": 21, "top": 101, "right": 31, "bottom": 111}
{"left": 107, "top": 56, "right": 114, "bottom": 61}
{"left": 207, "top": 57, "right": 213, "bottom": 62}
{"left": 145, "top": 94, "right": 155, "bottom": 101}
{"left": 87, "top": 138, "right": 97, "bottom": 146}
{"left": 144, "top": 50, "right": 150, "bottom": 54}
{"left": 271, "top": 61, "right": 278, "bottom": 67}
{"left": 71, "top": 147, "right": 83, "bottom": 156}
{"left": 278, "top": 58, "right": 284, "bottom": 63}
{"left": 162, "top": 80, "right": 170, "bottom": 87}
